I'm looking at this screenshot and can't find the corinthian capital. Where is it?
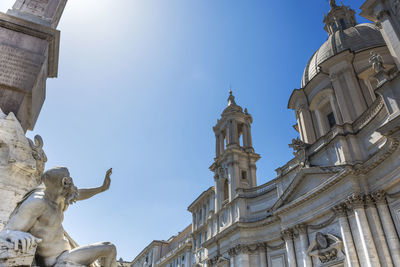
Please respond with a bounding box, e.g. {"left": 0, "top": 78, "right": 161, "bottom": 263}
{"left": 294, "top": 224, "right": 307, "bottom": 235}
{"left": 365, "top": 194, "right": 375, "bottom": 206}
{"left": 372, "top": 190, "right": 387, "bottom": 204}
{"left": 329, "top": 73, "right": 338, "bottom": 81}
{"left": 332, "top": 203, "right": 347, "bottom": 217}
{"left": 281, "top": 229, "right": 294, "bottom": 241}
{"left": 346, "top": 194, "right": 365, "bottom": 209}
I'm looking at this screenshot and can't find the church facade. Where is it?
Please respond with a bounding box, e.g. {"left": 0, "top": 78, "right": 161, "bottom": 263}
{"left": 128, "top": 0, "right": 400, "bottom": 266}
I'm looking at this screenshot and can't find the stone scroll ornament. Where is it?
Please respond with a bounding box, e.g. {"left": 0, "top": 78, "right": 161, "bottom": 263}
{"left": 28, "top": 135, "right": 48, "bottom": 179}
{"left": 0, "top": 167, "right": 117, "bottom": 267}
{"left": 306, "top": 232, "right": 344, "bottom": 265}
{"left": 289, "top": 137, "right": 309, "bottom": 167}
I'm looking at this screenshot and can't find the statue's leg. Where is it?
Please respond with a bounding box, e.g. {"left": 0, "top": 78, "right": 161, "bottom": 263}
{"left": 57, "top": 241, "right": 117, "bottom": 267}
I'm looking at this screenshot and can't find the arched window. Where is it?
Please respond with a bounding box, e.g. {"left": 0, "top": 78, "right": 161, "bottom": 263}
{"left": 223, "top": 179, "right": 229, "bottom": 202}
{"left": 309, "top": 88, "right": 340, "bottom": 137}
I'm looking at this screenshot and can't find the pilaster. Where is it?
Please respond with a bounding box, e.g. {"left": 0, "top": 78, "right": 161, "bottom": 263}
{"left": 282, "top": 229, "right": 297, "bottom": 267}
{"left": 373, "top": 190, "right": 400, "bottom": 266}
{"left": 365, "top": 194, "right": 394, "bottom": 267}
{"left": 332, "top": 204, "right": 360, "bottom": 267}
{"left": 346, "top": 194, "right": 381, "bottom": 267}
{"left": 294, "top": 224, "right": 312, "bottom": 267}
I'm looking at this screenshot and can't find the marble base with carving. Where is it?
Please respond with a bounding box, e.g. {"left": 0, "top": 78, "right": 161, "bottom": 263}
{"left": 0, "top": 239, "right": 36, "bottom": 267}
{"left": 307, "top": 232, "right": 344, "bottom": 266}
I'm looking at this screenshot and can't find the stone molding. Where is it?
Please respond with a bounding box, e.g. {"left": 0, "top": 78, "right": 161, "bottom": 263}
{"left": 308, "top": 211, "right": 337, "bottom": 230}
{"left": 227, "top": 243, "right": 262, "bottom": 257}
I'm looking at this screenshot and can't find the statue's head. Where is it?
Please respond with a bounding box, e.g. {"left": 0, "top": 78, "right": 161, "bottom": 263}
{"left": 42, "top": 167, "right": 78, "bottom": 204}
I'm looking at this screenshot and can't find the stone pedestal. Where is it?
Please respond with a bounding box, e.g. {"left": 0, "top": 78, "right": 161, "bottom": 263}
{"left": 0, "top": 109, "right": 41, "bottom": 231}
{"left": 0, "top": 0, "right": 67, "bottom": 132}
{"left": 0, "top": 239, "right": 36, "bottom": 267}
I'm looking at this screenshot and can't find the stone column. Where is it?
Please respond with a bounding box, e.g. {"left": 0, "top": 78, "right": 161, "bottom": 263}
{"left": 282, "top": 229, "right": 297, "bottom": 267}
{"left": 329, "top": 95, "right": 343, "bottom": 124}
{"left": 330, "top": 73, "right": 352, "bottom": 123}
{"left": 185, "top": 250, "right": 191, "bottom": 267}
{"left": 247, "top": 124, "right": 253, "bottom": 148}
{"left": 216, "top": 134, "right": 221, "bottom": 157}
{"left": 332, "top": 204, "right": 360, "bottom": 267}
{"left": 313, "top": 109, "right": 325, "bottom": 136}
{"left": 347, "top": 194, "right": 381, "bottom": 267}
{"left": 373, "top": 190, "right": 400, "bottom": 266}
{"left": 294, "top": 224, "right": 312, "bottom": 267}
{"left": 236, "top": 245, "right": 250, "bottom": 267}
{"left": 342, "top": 66, "right": 367, "bottom": 117}
{"left": 228, "top": 248, "right": 236, "bottom": 267}
{"left": 258, "top": 243, "right": 267, "bottom": 267}
{"left": 297, "top": 106, "right": 316, "bottom": 144}
{"left": 242, "top": 124, "right": 249, "bottom": 148}
{"left": 365, "top": 194, "right": 394, "bottom": 267}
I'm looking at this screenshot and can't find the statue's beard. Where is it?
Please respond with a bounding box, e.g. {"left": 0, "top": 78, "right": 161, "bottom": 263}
{"left": 63, "top": 185, "right": 79, "bottom": 205}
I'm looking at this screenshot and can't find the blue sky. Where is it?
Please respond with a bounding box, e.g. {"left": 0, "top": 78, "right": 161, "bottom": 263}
{"left": 0, "top": 0, "right": 369, "bottom": 261}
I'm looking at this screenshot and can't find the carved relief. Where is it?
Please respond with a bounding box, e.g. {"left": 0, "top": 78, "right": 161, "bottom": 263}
{"left": 28, "top": 135, "right": 47, "bottom": 179}
{"left": 289, "top": 137, "right": 309, "bottom": 167}
{"left": 307, "top": 232, "right": 344, "bottom": 265}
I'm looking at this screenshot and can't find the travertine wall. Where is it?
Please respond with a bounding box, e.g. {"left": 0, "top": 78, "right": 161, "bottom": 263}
{"left": 0, "top": 109, "right": 40, "bottom": 230}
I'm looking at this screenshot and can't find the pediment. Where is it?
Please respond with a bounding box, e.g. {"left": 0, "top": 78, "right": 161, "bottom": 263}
{"left": 271, "top": 166, "right": 344, "bottom": 211}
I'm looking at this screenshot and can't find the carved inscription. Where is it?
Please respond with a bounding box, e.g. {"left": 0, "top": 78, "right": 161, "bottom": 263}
{"left": 0, "top": 45, "right": 43, "bottom": 91}
{"left": 21, "top": 0, "right": 49, "bottom": 16}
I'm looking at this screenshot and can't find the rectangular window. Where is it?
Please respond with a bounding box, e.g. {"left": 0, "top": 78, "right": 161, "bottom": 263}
{"left": 340, "top": 19, "right": 346, "bottom": 29}
{"left": 241, "top": 170, "right": 247, "bottom": 180}
{"left": 327, "top": 112, "right": 336, "bottom": 128}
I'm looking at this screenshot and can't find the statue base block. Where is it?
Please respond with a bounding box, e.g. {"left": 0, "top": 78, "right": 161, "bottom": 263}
{"left": 0, "top": 239, "right": 36, "bottom": 267}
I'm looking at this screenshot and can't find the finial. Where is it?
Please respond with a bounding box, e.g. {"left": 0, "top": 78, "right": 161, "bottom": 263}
{"left": 244, "top": 108, "right": 248, "bottom": 114}
{"left": 329, "top": 0, "right": 337, "bottom": 8}
{"left": 227, "top": 90, "right": 236, "bottom": 106}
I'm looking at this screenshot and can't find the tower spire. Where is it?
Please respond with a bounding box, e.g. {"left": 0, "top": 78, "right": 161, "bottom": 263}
{"left": 323, "top": 1, "right": 356, "bottom": 35}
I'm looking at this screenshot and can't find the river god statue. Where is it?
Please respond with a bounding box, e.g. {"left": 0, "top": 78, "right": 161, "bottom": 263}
{"left": 0, "top": 167, "right": 117, "bottom": 267}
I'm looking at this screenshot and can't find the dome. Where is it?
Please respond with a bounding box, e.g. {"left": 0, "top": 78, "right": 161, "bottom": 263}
{"left": 301, "top": 23, "right": 386, "bottom": 87}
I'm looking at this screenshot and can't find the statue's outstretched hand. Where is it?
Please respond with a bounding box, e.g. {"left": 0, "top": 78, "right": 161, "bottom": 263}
{"left": 0, "top": 229, "right": 42, "bottom": 253}
{"left": 102, "top": 168, "right": 112, "bottom": 191}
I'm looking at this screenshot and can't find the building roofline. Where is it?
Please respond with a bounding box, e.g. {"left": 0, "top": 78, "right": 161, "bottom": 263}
{"left": 187, "top": 186, "right": 214, "bottom": 212}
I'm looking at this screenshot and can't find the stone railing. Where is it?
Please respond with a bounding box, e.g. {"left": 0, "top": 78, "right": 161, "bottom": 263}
{"left": 155, "top": 238, "right": 192, "bottom": 266}
{"left": 238, "top": 181, "right": 276, "bottom": 198}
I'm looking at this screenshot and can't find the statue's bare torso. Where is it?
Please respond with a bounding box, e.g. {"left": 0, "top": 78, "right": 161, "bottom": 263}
{"left": 27, "top": 190, "right": 71, "bottom": 262}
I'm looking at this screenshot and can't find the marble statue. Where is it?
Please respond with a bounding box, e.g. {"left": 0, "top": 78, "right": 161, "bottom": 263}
{"left": 369, "top": 51, "right": 384, "bottom": 73}
{"left": 0, "top": 167, "right": 117, "bottom": 267}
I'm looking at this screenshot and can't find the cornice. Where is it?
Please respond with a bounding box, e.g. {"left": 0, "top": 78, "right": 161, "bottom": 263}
{"left": 273, "top": 129, "right": 400, "bottom": 215}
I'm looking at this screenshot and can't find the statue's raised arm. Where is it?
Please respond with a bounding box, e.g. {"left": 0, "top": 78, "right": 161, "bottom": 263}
{"left": 77, "top": 168, "right": 112, "bottom": 201}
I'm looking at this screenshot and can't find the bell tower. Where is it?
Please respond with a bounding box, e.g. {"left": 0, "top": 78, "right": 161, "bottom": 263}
{"left": 323, "top": 0, "right": 356, "bottom": 35}
{"left": 210, "top": 91, "right": 260, "bottom": 212}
